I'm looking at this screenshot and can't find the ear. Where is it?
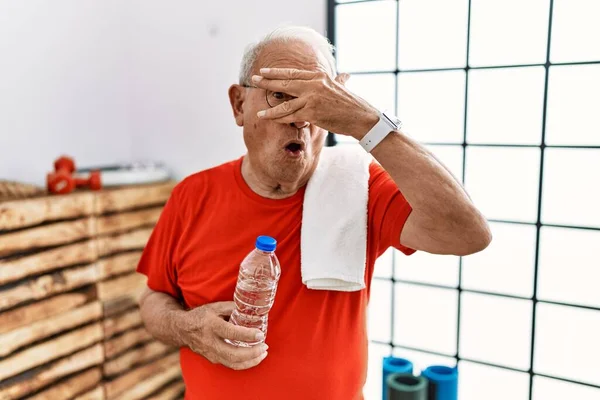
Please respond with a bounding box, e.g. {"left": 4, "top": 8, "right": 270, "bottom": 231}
{"left": 334, "top": 73, "right": 351, "bottom": 86}
{"left": 228, "top": 84, "right": 246, "bottom": 127}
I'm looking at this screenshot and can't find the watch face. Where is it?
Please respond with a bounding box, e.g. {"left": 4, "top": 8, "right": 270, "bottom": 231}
{"left": 382, "top": 112, "right": 402, "bottom": 128}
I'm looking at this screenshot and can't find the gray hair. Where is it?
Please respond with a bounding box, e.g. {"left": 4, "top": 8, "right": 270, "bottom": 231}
{"left": 238, "top": 25, "right": 337, "bottom": 86}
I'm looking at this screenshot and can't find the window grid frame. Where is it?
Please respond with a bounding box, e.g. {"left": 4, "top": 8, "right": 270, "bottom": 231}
{"left": 327, "top": 0, "right": 600, "bottom": 395}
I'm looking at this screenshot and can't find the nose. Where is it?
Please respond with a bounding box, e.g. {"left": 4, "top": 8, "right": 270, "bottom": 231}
{"left": 291, "top": 121, "right": 310, "bottom": 129}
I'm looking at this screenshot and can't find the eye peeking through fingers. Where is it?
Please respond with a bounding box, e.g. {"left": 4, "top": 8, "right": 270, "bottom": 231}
{"left": 267, "top": 91, "right": 296, "bottom": 108}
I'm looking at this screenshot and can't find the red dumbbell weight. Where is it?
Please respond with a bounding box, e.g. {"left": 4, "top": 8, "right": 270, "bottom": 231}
{"left": 47, "top": 170, "right": 75, "bottom": 194}
{"left": 47, "top": 156, "right": 102, "bottom": 194}
{"left": 54, "top": 156, "right": 75, "bottom": 174}
{"left": 47, "top": 156, "right": 77, "bottom": 194}
{"left": 73, "top": 171, "right": 102, "bottom": 191}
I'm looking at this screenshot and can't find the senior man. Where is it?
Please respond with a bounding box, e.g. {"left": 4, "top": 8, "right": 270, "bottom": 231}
{"left": 137, "top": 26, "right": 491, "bottom": 400}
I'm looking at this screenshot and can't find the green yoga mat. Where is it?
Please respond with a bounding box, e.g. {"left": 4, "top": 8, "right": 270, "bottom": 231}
{"left": 386, "top": 373, "right": 428, "bottom": 400}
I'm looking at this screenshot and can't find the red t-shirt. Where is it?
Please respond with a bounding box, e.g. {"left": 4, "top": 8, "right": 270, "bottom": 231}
{"left": 137, "top": 155, "right": 415, "bottom": 400}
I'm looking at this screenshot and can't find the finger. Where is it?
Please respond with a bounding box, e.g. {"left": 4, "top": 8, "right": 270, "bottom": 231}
{"left": 207, "top": 301, "right": 235, "bottom": 318}
{"left": 259, "top": 67, "right": 319, "bottom": 81}
{"left": 257, "top": 97, "right": 306, "bottom": 120}
{"left": 251, "top": 76, "right": 304, "bottom": 96}
{"left": 227, "top": 351, "right": 269, "bottom": 371}
{"left": 213, "top": 318, "right": 265, "bottom": 342}
{"left": 215, "top": 340, "right": 268, "bottom": 365}
{"left": 269, "top": 111, "right": 311, "bottom": 126}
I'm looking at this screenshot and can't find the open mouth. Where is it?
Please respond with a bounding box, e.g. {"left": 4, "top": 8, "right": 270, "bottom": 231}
{"left": 284, "top": 141, "right": 305, "bottom": 156}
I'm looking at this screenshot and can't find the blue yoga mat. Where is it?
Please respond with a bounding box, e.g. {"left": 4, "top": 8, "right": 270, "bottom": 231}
{"left": 421, "top": 365, "right": 458, "bottom": 400}
{"left": 382, "top": 357, "right": 413, "bottom": 400}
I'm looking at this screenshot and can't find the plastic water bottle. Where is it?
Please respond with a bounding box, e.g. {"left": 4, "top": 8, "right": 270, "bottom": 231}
{"left": 226, "top": 235, "right": 281, "bottom": 347}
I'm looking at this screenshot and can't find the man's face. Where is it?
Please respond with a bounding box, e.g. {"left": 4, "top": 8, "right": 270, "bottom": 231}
{"left": 229, "top": 40, "right": 330, "bottom": 185}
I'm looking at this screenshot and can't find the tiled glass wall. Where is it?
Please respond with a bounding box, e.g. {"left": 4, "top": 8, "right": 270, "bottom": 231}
{"left": 328, "top": 1, "right": 600, "bottom": 399}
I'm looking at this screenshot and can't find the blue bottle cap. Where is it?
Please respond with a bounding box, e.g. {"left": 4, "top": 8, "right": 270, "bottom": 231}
{"left": 256, "top": 235, "right": 276, "bottom": 251}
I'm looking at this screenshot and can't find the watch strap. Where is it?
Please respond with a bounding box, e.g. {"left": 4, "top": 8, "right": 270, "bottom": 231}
{"left": 359, "top": 111, "right": 399, "bottom": 153}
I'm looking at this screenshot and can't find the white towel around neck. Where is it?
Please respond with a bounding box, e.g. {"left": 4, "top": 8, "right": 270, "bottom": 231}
{"left": 300, "top": 145, "right": 372, "bottom": 291}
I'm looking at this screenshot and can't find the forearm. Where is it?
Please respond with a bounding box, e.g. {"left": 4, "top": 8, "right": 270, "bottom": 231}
{"left": 371, "top": 131, "right": 472, "bottom": 215}
{"left": 369, "top": 130, "right": 490, "bottom": 253}
{"left": 139, "top": 289, "right": 188, "bottom": 348}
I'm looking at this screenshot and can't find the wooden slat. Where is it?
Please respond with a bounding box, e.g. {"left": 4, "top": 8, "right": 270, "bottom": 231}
{"left": 103, "top": 297, "right": 139, "bottom": 318}
{"left": 27, "top": 367, "right": 102, "bottom": 400}
{"left": 104, "top": 327, "right": 153, "bottom": 360}
{"left": 103, "top": 309, "right": 143, "bottom": 339}
{"left": 0, "top": 183, "right": 173, "bottom": 231}
{"left": 113, "top": 364, "right": 181, "bottom": 400}
{"left": 96, "top": 228, "right": 153, "bottom": 257}
{"left": 147, "top": 380, "right": 185, "bottom": 400}
{"left": 0, "top": 289, "right": 94, "bottom": 334}
{"left": 74, "top": 386, "right": 105, "bottom": 400}
{"left": 0, "top": 240, "right": 97, "bottom": 286}
{"left": 97, "top": 208, "right": 162, "bottom": 236}
{"left": 95, "top": 182, "right": 175, "bottom": 215}
{"left": 0, "top": 323, "right": 103, "bottom": 382}
{"left": 0, "top": 192, "right": 94, "bottom": 231}
{"left": 0, "top": 263, "right": 99, "bottom": 312}
{"left": 0, "top": 301, "right": 102, "bottom": 357}
{"left": 103, "top": 341, "right": 170, "bottom": 377}
{"left": 97, "top": 251, "right": 142, "bottom": 280}
{"left": 0, "top": 344, "right": 104, "bottom": 400}
{"left": 104, "top": 353, "right": 179, "bottom": 399}
{"left": 0, "top": 180, "right": 46, "bottom": 202}
{"left": 0, "top": 217, "right": 95, "bottom": 258}
{"left": 97, "top": 273, "right": 146, "bottom": 302}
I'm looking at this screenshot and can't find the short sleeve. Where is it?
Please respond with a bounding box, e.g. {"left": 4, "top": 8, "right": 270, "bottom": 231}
{"left": 136, "top": 186, "right": 184, "bottom": 300}
{"left": 368, "top": 162, "right": 416, "bottom": 256}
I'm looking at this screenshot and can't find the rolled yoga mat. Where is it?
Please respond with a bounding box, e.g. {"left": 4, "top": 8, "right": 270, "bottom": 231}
{"left": 421, "top": 366, "right": 458, "bottom": 400}
{"left": 386, "top": 373, "right": 428, "bottom": 400}
{"left": 382, "top": 357, "right": 414, "bottom": 400}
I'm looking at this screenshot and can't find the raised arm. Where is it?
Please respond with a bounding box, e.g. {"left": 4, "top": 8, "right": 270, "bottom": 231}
{"left": 252, "top": 67, "right": 492, "bottom": 256}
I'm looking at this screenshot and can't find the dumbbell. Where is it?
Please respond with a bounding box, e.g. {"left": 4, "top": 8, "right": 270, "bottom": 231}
{"left": 47, "top": 156, "right": 102, "bottom": 194}
{"left": 54, "top": 156, "right": 76, "bottom": 174}
{"left": 47, "top": 156, "right": 76, "bottom": 194}
{"left": 74, "top": 171, "right": 102, "bottom": 190}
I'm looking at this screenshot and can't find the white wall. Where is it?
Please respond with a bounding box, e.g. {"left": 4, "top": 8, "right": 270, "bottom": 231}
{"left": 0, "top": 0, "right": 327, "bottom": 185}
{"left": 128, "top": 0, "right": 327, "bottom": 179}
{"left": 0, "top": 1, "right": 132, "bottom": 185}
